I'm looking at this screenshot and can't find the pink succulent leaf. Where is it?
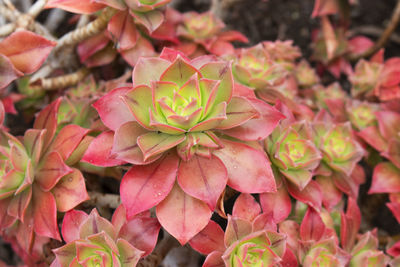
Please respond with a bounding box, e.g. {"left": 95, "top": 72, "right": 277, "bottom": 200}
{"left": 137, "top": 132, "right": 185, "bottom": 161}
{"left": 0, "top": 30, "right": 56, "bottom": 74}
{"left": 123, "top": 85, "right": 154, "bottom": 129}
{"left": 49, "top": 125, "right": 90, "bottom": 161}
{"left": 108, "top": 10, "right": 138, "bottom": 51}
{"left": 348, "top": 36, "right": 374, "bottom": 55}
{"left": 160, "top": 56, "right": 200, "bottom": 86}
{"left": 77, "top": 32, "right": 109, "bottom": 63}
{"left": 34, "top": 97, "right": 61, "bottom": 151}
{"left": 281, "top": 248, "right": 299, "bottom": 267}
{"left": 358, "top": 126, "right": 388, "bottom": 152}
{"left": 252, "top": 213, "right": 277, "bottom": 232}
{"left": 120, "top": 152, "right": 179, "bottom": 219}
{"left": 189, "top": 220, "right": 225, "bottom": 255}
{"left": 52, "top": 242, "right": 76, "bottom": 267}
{"left": 9, "top": 142, "right": 29, "bottom": 172}
{"left": 200, "top": 61, "right": 233, "bottom": 104}
{"left": 203, "top": 251, "right": 225, "bottom": 267}
{"left": 286, "top": 179, "right": 322, "bottom": 212}
{"left": 120, "top": 36, "right": 155, "bottom": 67}
{"left": 215, "top": 96, "right": 258, "bottom": 130}
{"left": 23, "top": 129, "right": 46, "bottom": 166}
{"left": 111, "top": 204, "right": 127, "bottom": 233}
{"left": 33, "top": 186, "right": 61, "bottom": 240}
{"left": 300, "top": 207, "right": 325, "bottom": 242}
{"left": 213, "top": 139, "right": 277, "bottom": 193}
{"left": 118, "top": 216, "right": 161, "bottom": 257}
{"left": 117, "top": 239, "right": 143, "bottom": 266}
{"left": 177, "top": 154, "right": 227, "bottom": 211}
{"left": 232, "top": 193, "right": 261, "bottom": 222}
{"left": 315, "top": 175, "right": 342, "bottom": 211}
{"left": 221, "top": 98, "right": 284, "bottom": 141}
{"left": 159, "top": 47, "right": 190, "bottom": 62}
{"left": 224, "top": 215, "right": 252, "bottom": 247}
{"left": 340, "top": 198, "right": 361, "bottom": 252}
{"left": 82, "top": 43, "right": 117, "bottom": 67}
{"left": 388, "top": 241, "right": 400, "bottom": 257}
{"left": 111, "top": 121, "right": 159, "bottom": 165}
{"left": 61, "top": 210, "right": 89, "bottom": 243}
{"left": 92, "top": 0, "right": 125, "bottom": 10}
{"left": 218, "top": 30, "right": 249, "bottom": 43}
{"left": 369, "top": 162, "right": 400, "bottom": 194}
{"left": 259, "top": 186, "right": 292, "bottom": 223}
{"left": 208, "top": 40, "right": 235, "bottom": 56}
{"left": 385, "top": 139, "right": 400, "bottom": 169}
{"left": 0, "top": 101, "right": 4, "bottom": 125}
{"left": 79, "top": 209, "right": 116, "bottom": 239}
{"left": 132, "top": 57, "right": 170, "bottom": 86}
{"left": 36, "top": 151, "right": 73, "bottom": 192}
{"left": 81, "top": 131, "right": 125, "bottom": 167}
{"left": 130, "top": 9, "right": 164, "bottom": 33}
{"left": 45, "top": 0, "right": 105, "bottom": 13}
{"left": 7, "top": 186, "right": 32, "bottom": 223}
{"left": 376, "top": 110, "right": 400, "bottom": 140}
{"left": 52, "top": 168, "right": 89, "bottom": 212}
{"left": 0, "top": 54, "right": 22, "bottom": 89}
{"left": 332, "top": 169, "right": 360, "bottom": 198}
{"left": 93, "top": 86, "right": 134, "bottom": 131}
{"left": 0, "top": 199, "right": 15, "bottom": 230}
{"left": 156, "top": 183, "right": 212, "bottom": 245}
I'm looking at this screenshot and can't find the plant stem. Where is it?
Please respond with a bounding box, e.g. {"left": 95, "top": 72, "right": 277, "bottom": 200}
{"left": 86, "top": 191, "right": 121, "bottom": 209}
{"left": 137, "top": 232, "right": 179, "bottom": 267}
{"left": 29, "top": 68, "right": 89, "bottom": 90}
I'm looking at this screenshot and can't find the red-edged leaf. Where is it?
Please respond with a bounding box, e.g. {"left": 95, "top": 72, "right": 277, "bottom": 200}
{"left": 232, "top": 193, "right": 261, "bottom": 222}
{"left": 121, "top": 152, "right": 179, "bottom": 219}
{"left": 7, "top": 187, "right": 32, "bottom": 223}
{"left": 216, "top": 96, "right": 258, "bottom": 130}
{"left": 388, "top": 241, "right": 400, "bottom": 257}
{"left": 119, "top": 216, "right": 161, "bottom": 257}
{"left": 33, "top": 186, "right": 61, "bottom": 240}
{"left": 311, "top": 0, "right": 339, "bottom": 17}
{"left": 0, "top": 54, "right": 22, "bottom": 89}
{"left": 189, "top": 220, "right": 225, "bottom": 255}
{"left": 315, "top": 175, "right": 342, "bottom": 211}
{"left": 108, "top": 10, "right": 138, "bottom": 51}
{"left": 286, "top": 180, "right": 322, "bottom": 212}
{"left": 93, "top": 87, "right": 135, "bottom": 131}
{"left": 117, "top": 239, "right": 143, "bottom": 266}
{"left": 120, "top": 36, "right": 155, "bottom": 66}
{"left": 376, "top": 110, "right": 400, "bottom": 140}
{"left": 137, "top": 132, "right": 185, "bottom": 161}
{"left": 49, "top": 125, "right": 89, "bottom": 161}
{"left": 300, "top": 208, "right": 325, "bottom": 241}
{"left": 369, "top": 162, "right": 400, "bottom": 194}
{"left": 132, "top": 57, "right": 170, "bottom": 87}
{"left": 340, "top": 197, "right": 361, "bottom": 251}
{"left": 23, "top": 129, "right": 46, "bottom": 165}
{"left": 0, "top": 30, "right": 56, "bottom": 74}
{"left": 177, "top": 154, "right": 227, "bottom": 211}
{"left": 77, "top": 32, "right": 109, "bottom": 63}
{"left": 213, "top": 139, "right": 276, "bottom": 193}
{"left": 218, "top": 30, "right": 249, "bottom": 43}
{"left": 221, "top": 98, "right": 284, "bottom": 141}
{"left": 61, "top": 209, "right": 88, "bottom": 243}
{"left": 358, "top": 126, "right": 387, "bottom": 152}
{"left": 0, "top": 198, "right": 16, "bottom": 230}
{"left": 387, "top": 201, "right": 400, "bottom": 223}
{"left": 82, "top": 131, "right": 124, "bottom": 167}
{"left": 131, "top": 9, "right": 164, "bottom": 33}
{"left": 36, "top": 151, "right": 73, "bottom": 192}
{"left": 259, "top": 186, "right": 292, "bottom": 223}
{"left": 52, "top": 168, "right": 89, "bottom": 212}
{"left": 45, "top": 0, "right": 105, "bottom": 14}
{"left": 224, "top": 215, "right": 252, "bottom": 247}
{"left": 203, "top": 251, "right": 225, "bottom": 267}
{"left": 252, "top": 213, "right": 277, "bottom": 232}
{"left": 34, "top": 97, "right": 61, "bottom": 151}
{"left": 156, "top": 183, "right": 212, "bottom": 245}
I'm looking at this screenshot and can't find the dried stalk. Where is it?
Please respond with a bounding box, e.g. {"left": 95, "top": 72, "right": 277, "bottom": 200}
{"left": 55, "top": 8, "right": 115, "bottom": 50}
{"left": 28, "top": 0, "right": 48, "bottom": 18}
{"left": 350, "top": 0, "right": 400, "bottom": 60}
{"left": 0, "top": 22, "right": 14, "bottom": 36}
{"left": 137, "top": 232, "right": 179, "bottom": 267}
{"left": 30, "top": 68, "right": 89, "bottom": 90}
{"left": 86, "top": 191, "right": 121, "bottom": 209}
{"left": 0, "top": 4, "right": 17, "bottom": 21}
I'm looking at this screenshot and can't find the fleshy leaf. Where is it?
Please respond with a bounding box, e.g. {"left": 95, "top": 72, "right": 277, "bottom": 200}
{"left": 286, "top": 179, "right": 322, "bottom": 212}
{"left": 213, "top": 139, "right": 276, "bottom": 193}
{"left": 132, "top": 57, "right": 170, "bottom": 86}
{"left": 259, "top": 186, "right": 291, "bottom": 223}
{"left": 123, "top": 85, "right": 153, "bottom": 128}
{"left": 61, "top": 209, "right": 88, "bottom": 243}
{"left": 232, "top": 193, "right": 261, "bottom": 222}
{"left": 34, "top": 97, "right": 61, "bottom": 151}
{"left": 0, "top": 30, "right": 56, "bottom": 74}
{"left": 121, "top": 152, "right": 179, "bottom": 219}
{"left": 369, "top": 162, "right": 400, "bottom": 194}
{"left": 49, "top": 125, "right": 89, "bottom": 161}
{"left": 224, "top": 215, "right": 252, "bottom": 247}
{"left": 177, "top": 154, "right": 228, "bottom": 211}
{"left": 117, "top": 239, "right": 143, "bottom": 266}
{"left": 216, "top": 96, "right": 258, "bottom": 130}
{"left": 0, "top": 54, "right": 22, "bottom": 89}
{"left": 33, "top": 187, "right": 61, "bottom": 240}
{"left": 156, "top": 183, "right": 212, "bottom": 245}
{"left": 189, "top": 220, "right": 225, "bottom": 255}
{"left": 137, "top": 132, "right": 185, "bottom": 160}
{"left": 52, "top": 168, "right": 89, "bottom": 212}
{"left": 131, "top": 9, "right": 164, "bottom": 33}
{"left": 7, "top": 187, "right": 32, "bottom": 223}
{"left": 300, "top": 207, "right": 325, "bottom": 241}
{"left": 45, "top": 0, "right": 105, "bottom": 14}
{"left": 108, "top": 10, "right": 138, "bottom": 51}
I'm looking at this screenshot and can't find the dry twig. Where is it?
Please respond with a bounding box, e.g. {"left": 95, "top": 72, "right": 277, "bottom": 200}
{"left": 86, "top": 191, "right": 121, "bottom": 209}
{"left": 30, "top": 68, "right": 89, "bottom": 90}
{"left": 137, "top": 232, "right": 179, "bottom": 267}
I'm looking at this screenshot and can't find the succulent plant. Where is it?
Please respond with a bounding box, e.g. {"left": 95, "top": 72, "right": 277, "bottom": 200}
{"left": 83, "top": 48, "right": 283, "bottom": 244}
{"left": 51, "top": 206, "right": 161, "bottom": 266}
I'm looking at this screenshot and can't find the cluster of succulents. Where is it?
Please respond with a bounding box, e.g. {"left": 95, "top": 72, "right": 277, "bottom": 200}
{"left": 0, "top": 0, "right": 400, "bottom": 266}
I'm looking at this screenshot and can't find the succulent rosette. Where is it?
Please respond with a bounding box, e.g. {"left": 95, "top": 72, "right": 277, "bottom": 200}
{"left": 0, "top": 98, "right": 89, "bottom": 251}
{"left": 52, "top": 206, "right": 161, "bottom": 266}
{"left": 295, "top": 60, "right": 320, "bottom": 89}
{"left": 83, "top": 48, "right": 283, "bottom": 244}
{"left": 350, "top": 58, "right": 383, "bottom": 99}
{"left": 189, "top": 193, "right": 291, "bottom": 267}
{"left": 349, "top": 232, "right": 389, "bottom": 267}
{"left": 262, "top": 40, "right": 301, "bottom": 70}
{"left": 175, "top": 11, "right": 248, "bottom": 57}
{"left": 345, "top": 100, "right": 379, "bottom": 131}
{"left": 266, "top": 120, "right": 322, "bottom": 190}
